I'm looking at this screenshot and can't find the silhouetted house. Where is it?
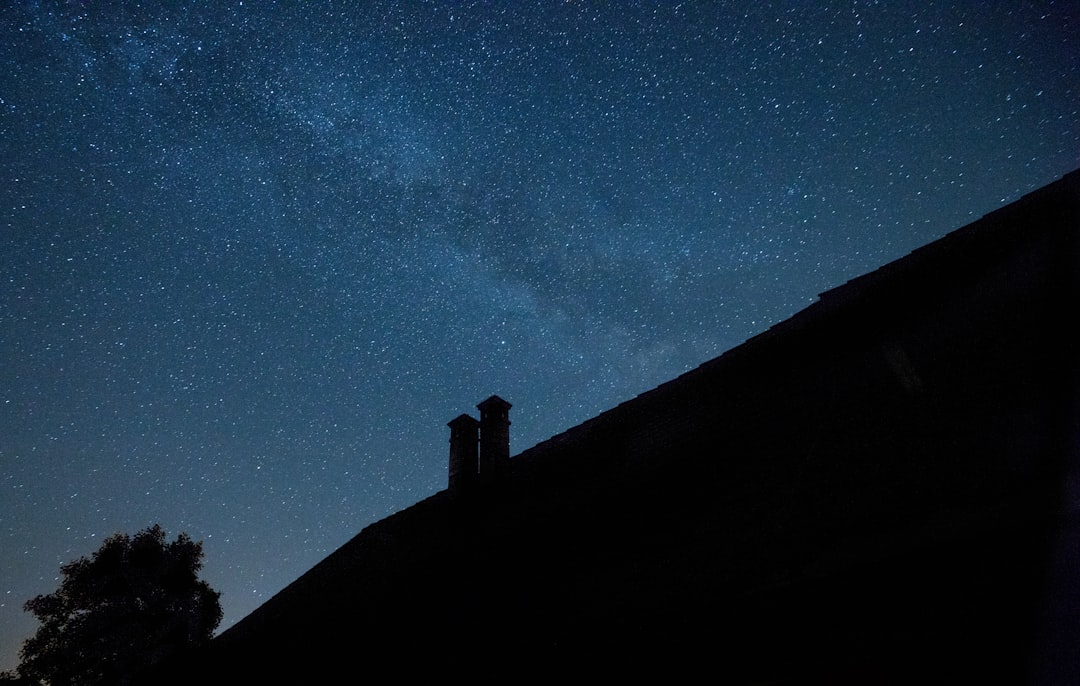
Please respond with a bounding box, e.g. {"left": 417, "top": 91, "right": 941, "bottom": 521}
{"left": 172, "top": 170, "right": 1078, "bottom": 683}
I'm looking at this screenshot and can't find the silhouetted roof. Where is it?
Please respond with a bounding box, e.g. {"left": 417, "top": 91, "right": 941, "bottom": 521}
{"left": 181, "top": 169, "right": 1079, "bottom": 684}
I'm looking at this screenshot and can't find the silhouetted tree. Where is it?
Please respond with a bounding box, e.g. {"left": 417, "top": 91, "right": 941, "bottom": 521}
{"left": 13, "top": 525, "right": 221, "bottom": 686}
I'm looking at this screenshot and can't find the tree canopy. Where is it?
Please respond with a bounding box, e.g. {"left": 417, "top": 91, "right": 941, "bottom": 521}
{"left": 10, "top": 525, "right": 221, "bottom": 686}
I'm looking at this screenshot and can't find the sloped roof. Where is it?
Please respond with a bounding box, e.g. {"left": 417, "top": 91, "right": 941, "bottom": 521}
{"left": 182, "top": 169, "right": 1078, "bottom": 683}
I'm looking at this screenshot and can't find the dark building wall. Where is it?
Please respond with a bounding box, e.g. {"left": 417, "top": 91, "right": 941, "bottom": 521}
{"left": 166, "top": 170, "right": 1079, "bottom": 684}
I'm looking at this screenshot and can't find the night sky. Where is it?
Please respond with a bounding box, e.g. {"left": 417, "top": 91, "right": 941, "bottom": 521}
{"left": 2, "top": 1, "right": 1078, "bottom": 667}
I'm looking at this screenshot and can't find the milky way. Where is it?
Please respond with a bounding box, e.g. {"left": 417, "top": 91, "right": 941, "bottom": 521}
{"left": 2, "top": 2, "right": 1077, "bottom": 667}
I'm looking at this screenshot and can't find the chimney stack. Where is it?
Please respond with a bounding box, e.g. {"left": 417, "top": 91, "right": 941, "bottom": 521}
{"left": 447, "top": 414, "right": 480, "bottom": 491}
{"left": 477, "top": 395, "right": 511, "bottom": 486}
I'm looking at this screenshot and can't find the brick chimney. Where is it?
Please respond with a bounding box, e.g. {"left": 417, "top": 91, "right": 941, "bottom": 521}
{"left": 447, "top": 414, "right": 480, "bottom": 491}
{"left": 477, "top": 395, "right": 511, "bottom": 486}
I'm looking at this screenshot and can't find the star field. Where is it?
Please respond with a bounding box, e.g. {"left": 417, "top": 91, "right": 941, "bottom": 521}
{"left": 2, "top": 1, "right": 1078, "bottom": 668}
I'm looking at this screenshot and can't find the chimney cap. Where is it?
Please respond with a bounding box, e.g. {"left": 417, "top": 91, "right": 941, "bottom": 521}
{"left": 477, "top": 395, "right": 512, "bottom": 412}
{"left": 447, "top": 413, "right": 480, "bottom": 429}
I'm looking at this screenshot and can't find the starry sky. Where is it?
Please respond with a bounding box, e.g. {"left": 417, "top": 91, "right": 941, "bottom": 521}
{"left": 1, "top": 0, "right": 1078, "bottom": 668}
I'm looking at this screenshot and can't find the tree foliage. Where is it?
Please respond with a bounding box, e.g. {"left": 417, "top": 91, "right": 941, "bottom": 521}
{"left": 14, "top": 525, "right": 221, "bottom": 686}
